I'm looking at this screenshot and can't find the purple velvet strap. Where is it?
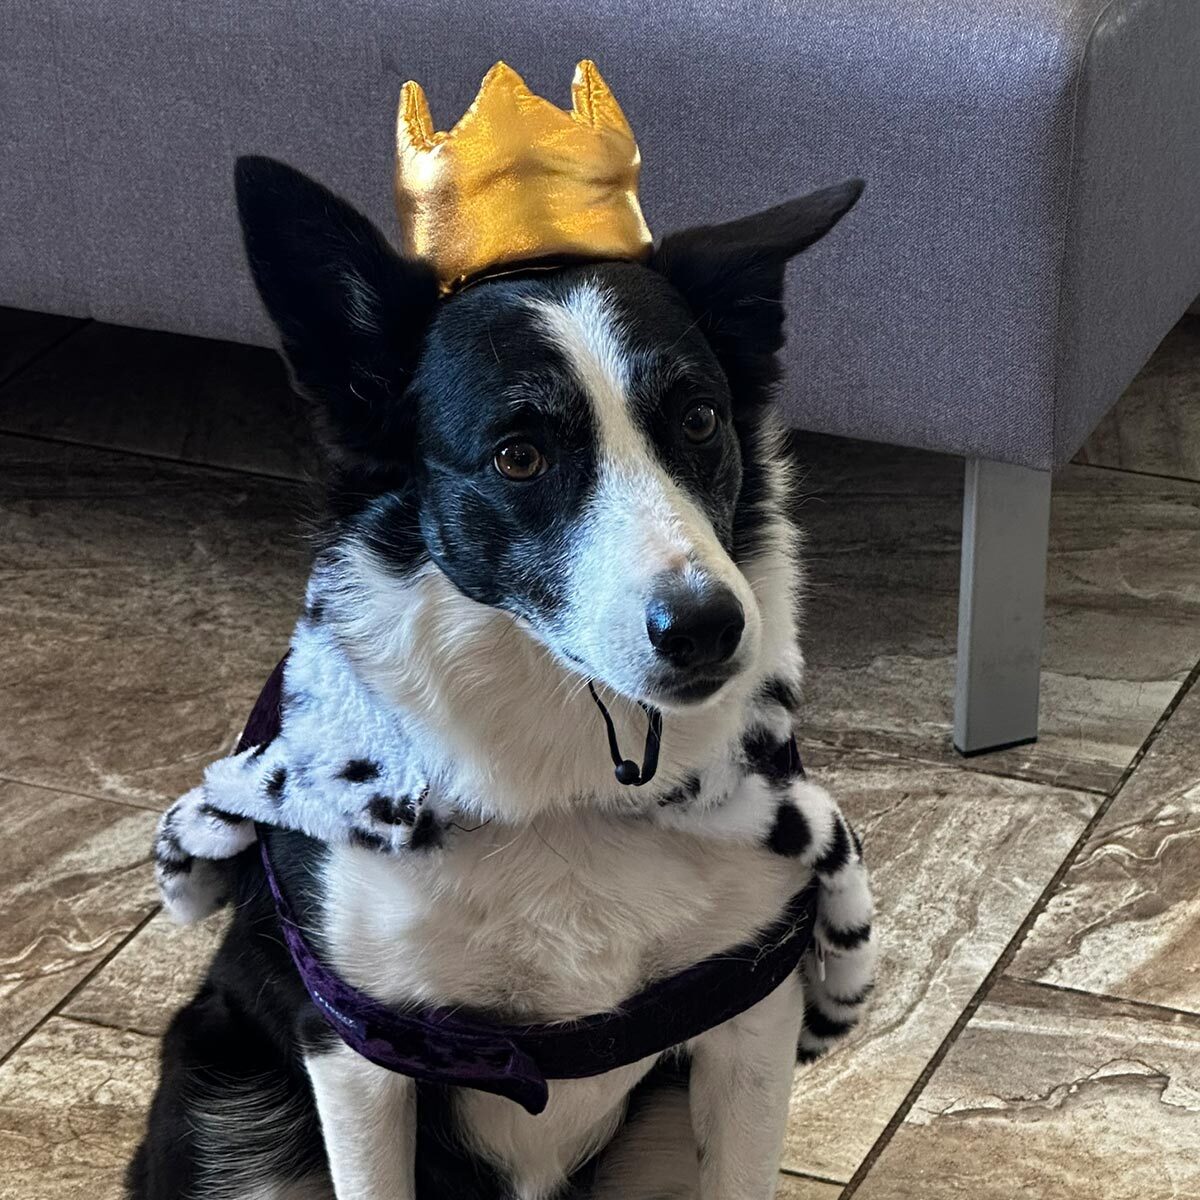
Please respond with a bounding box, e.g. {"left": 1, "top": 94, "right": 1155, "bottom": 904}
{"left": 240, "top": 659, "right": 816, "bottom": 1115}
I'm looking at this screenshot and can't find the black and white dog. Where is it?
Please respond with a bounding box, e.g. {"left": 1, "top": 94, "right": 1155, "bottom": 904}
{"left": 130, "top": 156, "right": 875, "bottom": 1200}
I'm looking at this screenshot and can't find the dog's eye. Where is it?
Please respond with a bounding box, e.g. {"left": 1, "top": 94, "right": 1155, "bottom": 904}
{"left": 681, "top": 403, "right": 719, "bottom": 444}
{"left": 494, "top": 441, "right": 547, "bottom": 481}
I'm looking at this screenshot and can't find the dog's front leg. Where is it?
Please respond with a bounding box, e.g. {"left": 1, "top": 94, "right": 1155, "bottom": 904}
{"left": 688, "top": 972, "right": 803, "bottom": 1200}
{"left": 304, "top": 1036, "right": 416, "bottom": 1200}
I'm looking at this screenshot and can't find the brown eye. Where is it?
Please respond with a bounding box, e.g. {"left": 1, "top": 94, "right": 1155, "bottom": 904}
{"left": 682, "top": 403, "right": 719, "bottom": 444}
{"left": 494, "top": 441, "right": 547, "bottom": 481}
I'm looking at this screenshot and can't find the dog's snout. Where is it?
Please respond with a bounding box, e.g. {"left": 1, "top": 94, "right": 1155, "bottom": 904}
{"left": 645, "top": 584, "right": 745, "bottom": 671}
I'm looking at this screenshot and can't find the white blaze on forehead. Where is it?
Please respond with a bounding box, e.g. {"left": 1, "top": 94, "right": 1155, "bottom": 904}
{"left": 529, "top": 284, "right": 647, "bottom": 462}
{"left": 531, "top": 283, "right": 695, "bottom": 567}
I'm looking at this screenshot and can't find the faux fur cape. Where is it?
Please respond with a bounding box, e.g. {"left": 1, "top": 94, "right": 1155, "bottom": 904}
{"left": 154, "top": 613, "right": 877, "bottom": 1062}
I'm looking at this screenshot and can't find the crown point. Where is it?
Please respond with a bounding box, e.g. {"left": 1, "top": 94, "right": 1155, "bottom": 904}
{"left": 480, "top": 60, "right": 531, "bottom": 98}
{"left": 397, "top": 80, "right": 435, "bottom": 151}
{"left": 571, "top": 59, "right": 633, "bottom": 137}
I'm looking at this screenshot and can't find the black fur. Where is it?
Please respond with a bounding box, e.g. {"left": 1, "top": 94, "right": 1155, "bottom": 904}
{"left": 802, "top": 1000, "right": 856, "bottom": 1040}
{"left": 650, "top": 181, "right": 865, "bottom": 404}
{"left": 408, "top": 809, "right": 443, "bottom": 851}
{"left": 822, "top": 921, "right": 873, "bottom": 951}
{"left": 340, "top": 758, "right": 381, "bottom": 783}
{"left": 814, "top": 816, "right": 852, "bottom": 876}
{"left": 366, "top": 793, "right": 417, "bottom": 825}
{"left": 658, "top": 772, "right": 702, "bottom": 807}
{"left": 758, "top": 675, "right": 801, "bottom": 713}
{"left": 742, "top": 727, "right": 803, "bottom": 785}
{"left": 766, "top": 799, "right": 813, "bottom": 858}
{"left": 265, "top": 765, "right": 287, "bottom": 802}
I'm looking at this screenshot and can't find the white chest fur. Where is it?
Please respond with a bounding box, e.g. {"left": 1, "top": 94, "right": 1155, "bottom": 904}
{"left": 323, "top": 811, "right": 801, "bottom": 1017}
{"left": 321, "top": 809, "right": 805, "bottom": 1197}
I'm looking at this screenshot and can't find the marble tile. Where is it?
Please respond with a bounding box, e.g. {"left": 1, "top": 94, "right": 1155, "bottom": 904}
{"left": 781, "top": 749, "right": 1099, "bottom": 1183}
{"left": 0, "top": 780, "right": 158, "bottom": 1059}
{"left": 851, "top": 978, "right": 1200, "bottom": 1200}
{"left": 1075, "top": 316, "right": 1200, "bottom": 482}
{"left": 63, "top": 911, "right": 227, "bottom": 1037}
{"left": 1009, "top": 679, "right": 1200, "bottom": 1014}
{"left": 0, "top": 306, "right": 84, "bottom": 385}
{"left": 0, "top": 320, "right": 317, "bottom": 479}
{"left": 777, "top": 1173, "right": 842, "bottom": 1200}
{"left": 0, "top": 435, "right": 310, "bottom": 808}
{"left": 795, "top": 433, "right": 1200, "bottom": 793}
{"left": 0, "top": 1016, "right": 159, "bottom": 1199}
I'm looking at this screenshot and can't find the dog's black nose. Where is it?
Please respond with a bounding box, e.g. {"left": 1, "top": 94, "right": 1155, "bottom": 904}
{"left": 646, "top": 584, "right": 745, "bottom": 670}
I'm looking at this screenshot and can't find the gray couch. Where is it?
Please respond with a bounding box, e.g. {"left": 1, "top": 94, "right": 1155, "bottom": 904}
{"left": 4, "top": 0, "right": 1199, "bottom": 752}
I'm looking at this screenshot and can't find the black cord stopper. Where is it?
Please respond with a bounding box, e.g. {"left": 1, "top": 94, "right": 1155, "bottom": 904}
{"left": 587, "top": 681, "right": 663, "bottom": 787}
{"left": 615, "top": 760, "right": 641, "bottom": 785}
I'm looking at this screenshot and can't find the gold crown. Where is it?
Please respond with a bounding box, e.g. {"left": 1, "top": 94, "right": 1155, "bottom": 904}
{"left": 395, "top": 60, "right": 652, "bottom": 293}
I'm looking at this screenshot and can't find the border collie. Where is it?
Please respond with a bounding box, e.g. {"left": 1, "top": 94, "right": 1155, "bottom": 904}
{"left": 129, "top": 156, "right": 875, "bottom": 1200}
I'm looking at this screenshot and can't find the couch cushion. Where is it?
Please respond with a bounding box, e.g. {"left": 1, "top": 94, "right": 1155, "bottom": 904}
{"left": 2, "top": 0, "right": 1197, "bottom": 468}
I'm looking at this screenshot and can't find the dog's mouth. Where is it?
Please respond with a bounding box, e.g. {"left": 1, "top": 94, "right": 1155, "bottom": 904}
{"left": 641, "top": 667, "right": 739, "bottom": 709}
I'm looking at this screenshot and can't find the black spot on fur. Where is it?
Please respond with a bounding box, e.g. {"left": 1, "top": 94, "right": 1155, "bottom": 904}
{"left": 249, "top": 741, "right": 268, "bottom": 759}
{"left": 408, "top": 810, "right": 442, "bottom": 851}
{"left": 366, "top": 794, "right": 417, "bottom": 826}
{"left": 340, "top": 759, "right": 381, "bottom": 784}
{"left": 305, "top": 598, "right": 325, "bottom": 623}
{"left": 803, "top": 1001, "right": 856, "bottom": 1041}
{"left": 279, "top": 690, "right": 312, "bottom": 721}
{"left": 658, "top": 773, "right": 702, "bottom": 807}
{"left": 742, "top": 727, "right": 802, "bottom": 784}
{"left": 796, "top": 1042, "right": 824, "bottom": 1064}
{"left": 814, "top": 818, "right": 851, "bottom": 876}
{"left": 827, "top": 982, "right": 874, "bottom": 1008}
{"left": 199, "top": 803, "right": 246, "bottom": 827}
{"left": 156, "top": 853, "right": 192, "bottom": 877}
{"left": 155, "top": 830, "right": 188, "bottom": 867}
{"left": 265, "top": 767, "right": 287, "bottom": 802}
{"left": 758, "top": 676, "right": 800, "bottom": 713}
{"left": 766, "top": 800, "right": 812, "bottom": 857}
{"left": 349, "top": 827, "right": 388, "bottom": 852}
{"left": 822, "top": 921, "right": 872, "bottom": 951}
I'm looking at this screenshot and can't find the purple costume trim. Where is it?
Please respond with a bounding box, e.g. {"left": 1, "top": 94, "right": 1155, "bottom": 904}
{"left": 241, "top": 658, "right": 816, "bottom": 1116}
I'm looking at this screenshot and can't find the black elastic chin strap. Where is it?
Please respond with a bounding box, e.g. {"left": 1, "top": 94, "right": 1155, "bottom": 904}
{"left": 587, "top": 682, "right": 663, "bottom": 787}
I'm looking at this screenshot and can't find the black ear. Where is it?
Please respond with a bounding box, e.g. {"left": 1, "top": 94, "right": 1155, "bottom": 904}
{"left": 234, "top": 155, "right": 440, "bottom": 464}
{"left": 651, "top": 179, "right": 864, "bottom": 398}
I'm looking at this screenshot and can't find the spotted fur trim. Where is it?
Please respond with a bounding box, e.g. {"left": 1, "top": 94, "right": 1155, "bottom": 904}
{"left": 154, "top": 617, "right": 876, "bottom": 1058}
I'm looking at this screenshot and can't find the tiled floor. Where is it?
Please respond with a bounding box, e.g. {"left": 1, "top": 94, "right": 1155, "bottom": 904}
{"left": 1, "top": 305, "right": 1198, "bottom": 1199}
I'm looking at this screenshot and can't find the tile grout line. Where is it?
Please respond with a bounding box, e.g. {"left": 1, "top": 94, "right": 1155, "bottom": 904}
{"left": 0, "top": 318, "right": 92, "bottom": 391}
{"left": 781, "top": 1167, "right": 851, "bottom": 1189}
{"left": 0, "top": 770, "right": 169, "bottom": 815}
{"left": 838, "top": 651, "right": 1200, "bottom": 1198}
{"left": 52, "top": 1010, "right": 156, "bottom": 1039}
{"left": 0, "top": 426, "right": 313, "bottom": 486}
{"left": 0, "top": 905, "right": 160, "bottom": 1072}
{"left": 1010, "top": 976, "right": 1200, "bottom": 1028}
{"left": 799, "top": 739, "right": 1110, "bottom": 798}
{"left": 1072, "top": 458, "right": 1200, "bottom": 489}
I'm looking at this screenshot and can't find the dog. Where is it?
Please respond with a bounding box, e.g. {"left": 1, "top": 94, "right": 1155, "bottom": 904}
{"left": 129, "top": 155, "right": 874, "bottom": 1200}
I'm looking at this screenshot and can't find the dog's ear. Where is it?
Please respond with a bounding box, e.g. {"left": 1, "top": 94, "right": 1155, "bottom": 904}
{"left": 235, "top": 155, "right": 440, "bottom": 464}
{"left": 651, "top": 179, "right": 864, "bottom": 399}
